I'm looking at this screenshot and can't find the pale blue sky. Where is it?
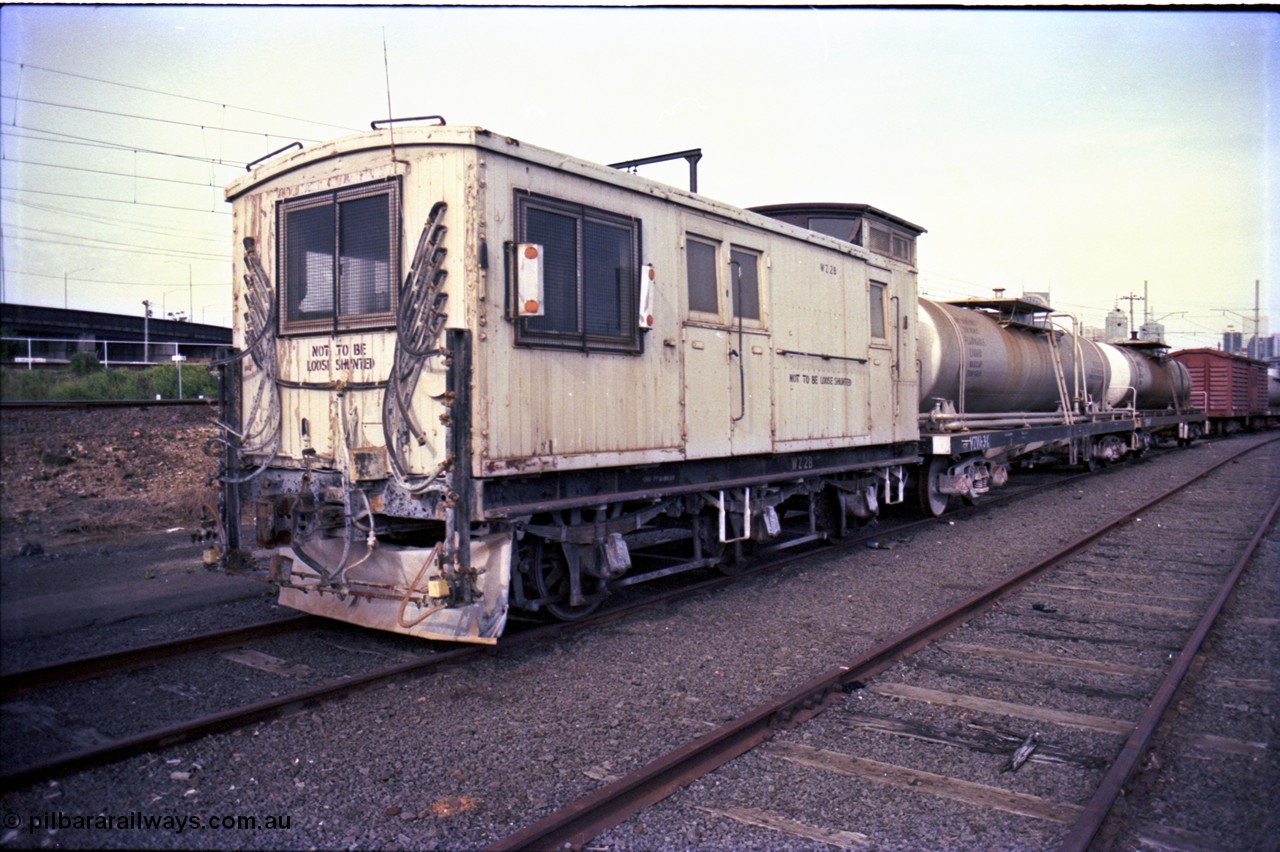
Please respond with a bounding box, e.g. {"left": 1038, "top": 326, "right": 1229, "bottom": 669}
{"left": 2, "top": 5, "right": 1275, "bottom": 347}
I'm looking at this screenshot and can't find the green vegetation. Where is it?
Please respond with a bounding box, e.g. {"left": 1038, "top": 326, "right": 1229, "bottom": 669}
{"left": 0, "top": 357, "right": 218, "bottom": 401}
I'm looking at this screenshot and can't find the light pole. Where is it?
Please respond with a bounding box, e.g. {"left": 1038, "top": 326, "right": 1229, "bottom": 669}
{"left": 63, "top": 267, "right": 94, "bottom": 310}
{"left": 164, "top": 261, "right": 193, "bottom": 321}
{"left": 142, "top": 300, "right": 152, "bottom": 363}
{"left": 1143, "top": 311, "right": 1186, "bottom": 344}
{"left": 161, "top": 288, "right": 186, "bottom": 324}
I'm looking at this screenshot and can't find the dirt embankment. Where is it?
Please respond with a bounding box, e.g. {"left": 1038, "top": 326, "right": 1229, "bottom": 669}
{"left": 0, "top": 405, "right": 222, "bottom": 553}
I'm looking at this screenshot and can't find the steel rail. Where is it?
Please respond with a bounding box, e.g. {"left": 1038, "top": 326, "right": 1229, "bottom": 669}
{"left": 1058, "top": 490, "right": 1280, "bottom": 851}
{"left": 0, "top": 614, "right": 315, "bottom": 700}
{"left": 0, "top": 578, "right": 751, "bottom": 793}
{"left": 0, "top": 440, "right": 1258, "bottom": 796}
{"left": 0, "top": 560, "right": 776, "bottom": 792}
{"left": 0, "top": 642, "right": 484, "bottom": 793}
{"left": 483, "top": 436, "right": 1280, "bottom": 851}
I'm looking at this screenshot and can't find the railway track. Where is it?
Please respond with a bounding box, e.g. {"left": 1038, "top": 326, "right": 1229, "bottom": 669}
{"left": 0, "top": 618, "right": 479, "bottom": 792}
{"left": 1, "top": 437, "right": 1271, "bottom": 848}
{"left": 0, "top": 455, "right": 1098, "bottom": 794}
{"left": 484, "top": 436, "right": 1280, "bottom": 850}
{"left": 0, "top": 615, "right": 316, "bottom": 699}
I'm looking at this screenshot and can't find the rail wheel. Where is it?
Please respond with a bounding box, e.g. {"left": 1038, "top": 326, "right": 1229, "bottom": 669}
{"left": 697, "top": 513, "right": 737, "bottom": 575}
{"left": 917, "top": 457, "right": 951, "bottom": 518}
{"left": 813, "top": 487, "right": 846, "bottom": 540}
{"left": 524, "top": 537, "right": 604, "bottom": 621}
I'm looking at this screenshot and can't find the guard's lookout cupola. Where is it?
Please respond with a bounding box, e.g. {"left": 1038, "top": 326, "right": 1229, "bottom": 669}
{"left": 750, "top": 202, "right": 925, "bottom": 265}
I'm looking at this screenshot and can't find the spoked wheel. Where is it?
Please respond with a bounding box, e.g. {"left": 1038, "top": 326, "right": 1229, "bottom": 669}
{"left": 524, "top": 537, "right": 604, "bottom": 621}
{"left": 917, "top": 456, "right": 951, "bottom": 518}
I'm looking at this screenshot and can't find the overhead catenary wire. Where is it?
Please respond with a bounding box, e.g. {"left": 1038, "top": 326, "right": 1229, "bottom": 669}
{"left": 1, "top": 184, "right": 231, "bottom": 215}
{"left": 1, "top": 58, "right": 362, "bottom": 135}
{"left": 5, "top": 231, "right": 230, "bottom": 261}
{"left": 2, "top": 124, "right": 249, "bottom": 169}
{"left": 3, "top": 155, "right": 231, "bottom": 189}
{"left": 1, "top": 92, "right": 326, "bottom": 144}
{"left": 11, "top": 269, "right": 228, "bottom": 289}
{"left": 6, "top": 223, "right": 230, "bottom": 260}
{"left": 1, "top": 193, "right": 225, "bottom": 242}
{"left": 1, "top": 57, "right": 345, "bottom": 314}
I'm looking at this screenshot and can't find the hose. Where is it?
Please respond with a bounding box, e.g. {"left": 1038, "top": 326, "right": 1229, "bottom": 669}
{"left": 397, "top": 543, "right": 446, "bottom": 628}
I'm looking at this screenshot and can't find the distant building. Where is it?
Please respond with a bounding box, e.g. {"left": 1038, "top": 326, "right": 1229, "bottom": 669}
{"left": 1221, "top": 317, "right": 1274, "bottom": 360}
{"left": 1102, "top": 307, "right": 1128, "bottom": 342}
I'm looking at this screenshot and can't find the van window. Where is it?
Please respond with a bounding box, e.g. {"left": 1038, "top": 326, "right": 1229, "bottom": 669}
{"left": 278, "top": 179, "right": 398, "bottom": 335}
{"left": 869, "top": 281, "right": 887, "bottom": 340}
{"left": 516, "top": 192, "right": 641, "bottom": 354}
{"left": 729, "top": 247, "right": 761, "bottom": 321}
{"left": 686, "top": 237, "right": 720, "bottom": 315}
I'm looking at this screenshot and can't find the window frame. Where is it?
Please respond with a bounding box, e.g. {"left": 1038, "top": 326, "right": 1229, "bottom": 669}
{"left": 513, "top": 191, "right": 643, "bottom": 355}
{"left": 867, "top": 222, "right": 915, "bottom": 264}
{"left": 684, "top": 234, "right": 722, "bottom": 319}
{"left": 806, "top": 216, "right": 863, "bottom": 246}
{"left": 276, "top": 178, "right": 401, "bottom": 337}
{"left": 868, "top": 280, "right": 889, "bottom": 345}
{"left": 728, "top": 245, "right": 765, "bottom": 329}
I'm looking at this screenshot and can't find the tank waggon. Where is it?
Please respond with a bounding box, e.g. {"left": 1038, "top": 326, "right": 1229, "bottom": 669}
{"left": 911, "top": 297, "right": 1196, "bottom": 516}
{"left": 746, "top": 207, "right": 1201, "bottom": 516}
{"left": 1172, "top": 348, "right": 1275, "bottom": 434}
{"left": 215, "top": 124, "right": 923, "bottom": 644}
{"left": 917, "top": 296, "right": 1109, "bottom": 415}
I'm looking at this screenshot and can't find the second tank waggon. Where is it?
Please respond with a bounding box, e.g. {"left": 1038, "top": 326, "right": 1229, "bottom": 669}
{"left": 213, "top": 122, "right": 1205, "bottom": 643}
{"left": 907, "top": 296, "right": 1195, "bottom": 515}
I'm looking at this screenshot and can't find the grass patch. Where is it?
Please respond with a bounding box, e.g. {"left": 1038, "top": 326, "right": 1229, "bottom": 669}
{"left": 1, "top": 360, "right": 218, "bottom": 401}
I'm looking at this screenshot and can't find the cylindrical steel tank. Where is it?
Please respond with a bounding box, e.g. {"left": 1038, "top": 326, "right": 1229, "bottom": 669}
{"left": 917, "top": 298, "right": 1107, "bottom": 413}
{"left": 1099, "top": 343, "right": 1192, "bottom": 410}
{"left": 917, "top": 298, "right": 1190, "bottom": 414}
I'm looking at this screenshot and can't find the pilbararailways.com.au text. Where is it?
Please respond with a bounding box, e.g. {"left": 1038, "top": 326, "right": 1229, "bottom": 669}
{"left": 5, "top": 810, "right": 292, "bottom": 835}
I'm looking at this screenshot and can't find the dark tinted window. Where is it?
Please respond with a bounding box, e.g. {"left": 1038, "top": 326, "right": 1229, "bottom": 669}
{"left": 807, "top": 216, "right": 862, "bottom": 244}
{"left": 516, "top": 193, "right": 641, "bottom": 353}
{"left": 279, "top": 180, "right": 398, "bottom": 335}
{"left": 525, "top": 206, "right": 579, "bottom": 335}
{"left": 729, "top": 247, "right": 760, "bottom": 321}
{"left": 686, "top": 238, "right": 719, "bottom": 314}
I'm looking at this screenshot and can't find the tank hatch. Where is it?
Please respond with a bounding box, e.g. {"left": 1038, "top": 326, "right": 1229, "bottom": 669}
{"left": 943, "top": 296, "right": 1054, "bottom": 331}
{"left": 1111, "top": 338, "right": 1173, "bottom": 352}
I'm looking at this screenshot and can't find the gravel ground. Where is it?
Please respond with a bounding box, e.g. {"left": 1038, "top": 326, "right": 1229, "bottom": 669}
{"left": 0, "top": 433, "right": 1276, "bottom": 850}
{"left": 1102, "top": 477, "right": 1280, "bottom": 850}
{"left": 591, "top": 432, "right": 1278, "bottom": 851}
